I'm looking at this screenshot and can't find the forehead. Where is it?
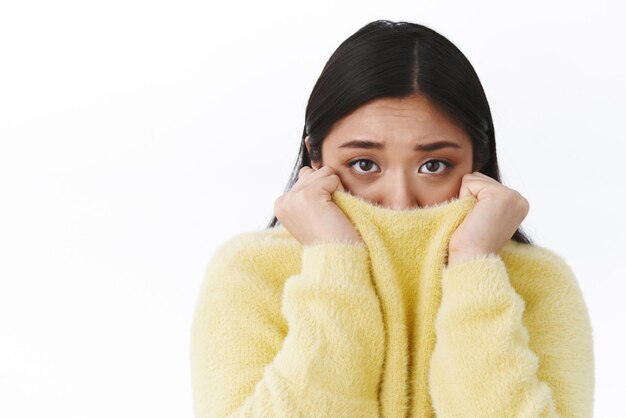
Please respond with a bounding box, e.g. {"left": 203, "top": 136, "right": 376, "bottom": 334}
{"left": 325, "top": 95, "right": 470, "bottom": 147}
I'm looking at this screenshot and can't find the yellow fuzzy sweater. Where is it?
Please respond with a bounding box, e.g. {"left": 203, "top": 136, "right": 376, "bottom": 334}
{"left": 190, "top": 190, "right": 594, "bottom": 417}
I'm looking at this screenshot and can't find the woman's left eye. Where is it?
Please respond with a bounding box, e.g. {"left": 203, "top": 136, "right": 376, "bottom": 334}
{"left": 419, "top": 159, "right": 453, "bottom": 174}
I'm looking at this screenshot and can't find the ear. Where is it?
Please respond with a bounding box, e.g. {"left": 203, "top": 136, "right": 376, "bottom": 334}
{"left": 305, "top": 136, "right": 321, "bottom": 170}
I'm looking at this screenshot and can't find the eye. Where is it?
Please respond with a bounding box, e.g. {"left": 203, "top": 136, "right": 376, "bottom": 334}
{"left": 419, "top": 159, "right": 453, "bottom": 175}
{"left": 348, "top": 158, "right": 454, "bottom": 176}
{"left": 348, "top": 158, "right": 380, "bottom": 175}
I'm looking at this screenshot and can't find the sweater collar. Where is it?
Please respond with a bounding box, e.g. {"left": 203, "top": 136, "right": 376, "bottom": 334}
{"left": 275, "top": 189, "right": 478, "bottom": 260}
{"left": 330, "top": 190, "right": 477, "bottom": 252}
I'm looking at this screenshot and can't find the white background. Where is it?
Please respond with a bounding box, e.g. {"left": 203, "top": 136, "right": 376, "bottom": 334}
{"left": 1, "top": 0, "right": 624, "bottom": 416}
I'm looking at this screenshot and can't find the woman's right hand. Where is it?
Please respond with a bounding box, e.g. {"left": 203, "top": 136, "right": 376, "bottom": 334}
{"left": 274, "top": 166, "right": 364, "bottom": 246}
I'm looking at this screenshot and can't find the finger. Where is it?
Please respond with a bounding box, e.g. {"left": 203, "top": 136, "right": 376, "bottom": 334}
{"left": 305, "top": 173, "right": 342, "bottom": 200}
{"left": 293, "top": 165, "right": 333, "bottom": 192}
{"left": 458, "top": 174, "right": 494, "bottom": 199}
{"left": 290, "top": 166, "right": 314, "bottom": 192}
{"left": 316, "top": 168, "right": 346, "bottom": 192}
{"left": 470, "top": 171, "right": 501, "bottom": 184}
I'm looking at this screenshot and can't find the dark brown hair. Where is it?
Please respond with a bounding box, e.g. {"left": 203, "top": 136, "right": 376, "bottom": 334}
{"left": 267, "top": 19, "right": 533, "bottom": 245}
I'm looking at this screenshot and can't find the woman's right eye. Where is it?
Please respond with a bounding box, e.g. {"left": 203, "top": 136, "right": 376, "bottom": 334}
{"left": 348, "top": 159, "right": 380, "bottom": 175}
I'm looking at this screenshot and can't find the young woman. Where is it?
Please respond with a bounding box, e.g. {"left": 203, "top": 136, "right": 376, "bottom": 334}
{"left": 190, "top": 20, "right": 594, "bottom": 417}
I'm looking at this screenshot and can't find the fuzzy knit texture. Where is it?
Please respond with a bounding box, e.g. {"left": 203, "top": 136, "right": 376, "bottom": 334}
{"left": 190, "top": 189, "right": 595, "bottom": 418}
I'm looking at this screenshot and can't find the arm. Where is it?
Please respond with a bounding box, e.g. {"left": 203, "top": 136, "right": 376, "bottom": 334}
{"left": 428, "top": 252, "right": 594, "bottom": 417}
{"left": 190, "top": 239, "right": 385, "bottom": 417}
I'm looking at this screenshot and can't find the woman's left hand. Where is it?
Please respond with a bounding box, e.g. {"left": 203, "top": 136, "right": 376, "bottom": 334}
{"left": 448, "top": 172, "right": 530, "bottom": 266}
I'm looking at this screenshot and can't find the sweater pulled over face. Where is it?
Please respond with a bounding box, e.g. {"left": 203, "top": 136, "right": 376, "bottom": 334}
{"left": 190, "top": 189, "right": 595, "bottom": 418}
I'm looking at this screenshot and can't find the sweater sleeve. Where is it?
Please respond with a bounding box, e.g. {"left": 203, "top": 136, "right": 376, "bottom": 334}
{"left": 190, "top": 239, "right": 385, "bottom": 418}
{"left": 428, "top": 253, "right": 594, "bottom": 418}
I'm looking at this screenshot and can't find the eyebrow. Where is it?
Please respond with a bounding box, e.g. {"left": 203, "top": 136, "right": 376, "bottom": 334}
{"left": 338, "top": 139, "right": 462, "bottom": 152}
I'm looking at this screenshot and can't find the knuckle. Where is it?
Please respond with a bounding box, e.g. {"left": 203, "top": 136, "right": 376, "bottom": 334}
{"left": 274, "top": 197, "right": 284, "bottom": 214}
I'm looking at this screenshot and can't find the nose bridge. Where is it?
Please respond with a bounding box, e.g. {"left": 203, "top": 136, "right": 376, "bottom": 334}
{"left": 385, "top": 167, "right": 418, "bottom": 210}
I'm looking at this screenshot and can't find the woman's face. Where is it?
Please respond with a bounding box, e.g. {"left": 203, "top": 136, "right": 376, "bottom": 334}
{"left": 305, "top": 95, "right": 474, "bottom": 209}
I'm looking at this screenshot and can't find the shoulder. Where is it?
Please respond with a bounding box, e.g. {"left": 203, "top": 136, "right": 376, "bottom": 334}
{"left": 500, "top": 240, "right": 583, "bottom": 296}
{"left": 210, "top": 224, "right": 297, "bottom": 261}
{"left": 203, "top": 224, "right": 301, "bottom": 287}
{"left": 501, "top": 240, "right": 572, "bottom": 274}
